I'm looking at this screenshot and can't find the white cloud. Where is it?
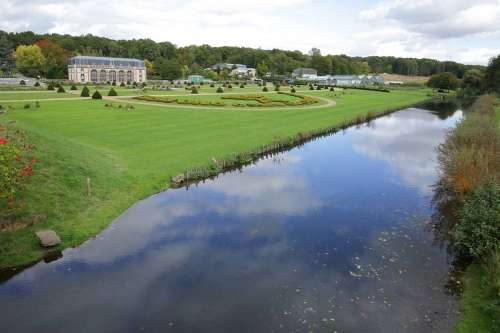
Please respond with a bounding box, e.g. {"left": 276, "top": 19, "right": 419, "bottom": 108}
{"left": 0, "top": 0, "right": 499, "bottom": 64}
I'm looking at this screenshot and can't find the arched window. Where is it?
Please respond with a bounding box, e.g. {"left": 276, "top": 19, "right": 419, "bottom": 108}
{"left": 127, "top": 70, "right": 133, "bottom": 82}
{"left": 100, "top": 70, "right": 107, "bottom": 82}
{"left": 109, "top": 70, "right": 116, "bottom": 82}
{"left": 118, "top": 70, "right": 125, "bottom": 82}
{"left": 90, "top": 69, "right": 97, "bottom": 83}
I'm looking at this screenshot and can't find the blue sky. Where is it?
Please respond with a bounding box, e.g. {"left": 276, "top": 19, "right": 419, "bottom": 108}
{"left": 1, "top": 0, "right": 499, "bottom": 65}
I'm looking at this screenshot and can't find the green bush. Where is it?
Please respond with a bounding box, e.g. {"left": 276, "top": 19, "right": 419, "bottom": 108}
{"left": 309, "top": 85, "right": 314, "bottom": 90}
{"left": 228, "top": 84, "right": 233, "bottom": 89}
{"left": 34, "top": 82, "right": 40, "bottom": 87}
{"left": 47, "top": 82, "right": 55, "bottom": 91}
{"left": 240, "top": 84, "right": 245, "bottom": 88}
{"left": 291, "top": 88, "right": 296, "bottom": 93}
{"left": 455, "top": 181, "right": 500, "bottom": 258}
{"left": 112, "top": 81, "right": 116, "bottom": 86}
{"left": 57, "top": 86, "right": 65, "bottom": 93}
{"left": 70, "top": 84, "right": 77, "bottom": 90}
{"left": 108, "top": 88, "right": 118, "bottom": 96}
{"left": 263, "top": 87, "right": 268, "bottom": 92}
{"left": 120, "top": 82, "right": 125, "bottom": 87}
{"left": 210, "top": 83, "right": 215, "bottom": 87}
{"left": 191, "top": 86, "right": 198, "bottom": 94}
{"left": 274, "top": 85, "right": 280, "bottom": 91}
{"left": 216, "top": 87, "right": 223, "bottom": 93}
{"left": 92, "top": 90, "right": 102, "bottom": 99}
{"left": 81, "top": 86, "right": 90, "bottom": 97}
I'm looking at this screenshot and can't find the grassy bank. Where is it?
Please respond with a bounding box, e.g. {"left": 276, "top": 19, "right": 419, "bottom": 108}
{"left": 434, "top": 94, "right": 500, "bottom": 332}
{"left": 0, "top": 88, "right": 433, "bottom": 269}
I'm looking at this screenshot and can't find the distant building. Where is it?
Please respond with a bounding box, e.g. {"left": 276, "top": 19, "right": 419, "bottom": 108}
{"left": 293, "top": 73, "right": 384, "bottom": 86}
{"left": 231, "top": 67, "right": 256, "bottom": 79}
{"left": 292, "top": 68, "right": 318, "bottom": 79}
{"left": 212, "top": 63, "right": 247, "bottom": 71}
{"left": 187, "top": 75, "right": 205, "bottom": 84}
{"left": 68, "top": 56, "right": 146, "bottom": 83}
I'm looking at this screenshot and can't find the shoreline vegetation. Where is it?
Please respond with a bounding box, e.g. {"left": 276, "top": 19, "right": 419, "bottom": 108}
{"left": 0, "top": 88, "right": 434, "bottom": 272}
{"left": 433, "top": 95, "right": 500, "bottom": 332}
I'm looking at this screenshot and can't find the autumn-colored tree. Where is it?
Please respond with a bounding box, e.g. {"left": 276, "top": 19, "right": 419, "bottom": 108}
{"left": 144, "top": 59, "right": 154, "bottom": 76}
{"left": 35, "top": 39, "right": 69, "bottom": 78}
{"left": 15, "top": 45, "right": 45, "bottom": 77}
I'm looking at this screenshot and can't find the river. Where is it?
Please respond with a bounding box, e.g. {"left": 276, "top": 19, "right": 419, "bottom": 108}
{"left": 0, "top": 105, "right": 463, "bottom": 332}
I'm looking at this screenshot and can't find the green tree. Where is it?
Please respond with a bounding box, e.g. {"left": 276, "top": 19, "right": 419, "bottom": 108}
{"left": 462, "top": 69, "right": 484, "bottom": 93}
{"left": 427, "top": 72, "right": 460, "bottom": 90}
{"left": 484, "top": 55, "right": 500, "bottom": 93}
{"left": 15, "top": 45, "right": 46, "bottom": 77}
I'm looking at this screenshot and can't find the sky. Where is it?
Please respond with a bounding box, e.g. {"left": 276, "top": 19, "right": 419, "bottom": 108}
{"left": 1, "top": 0, "right": 499, "bottom": 65}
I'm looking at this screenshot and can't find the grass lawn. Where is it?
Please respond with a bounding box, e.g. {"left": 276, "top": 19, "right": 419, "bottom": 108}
{"left": 0, "top": 87, "right": 433, "bottom": 269}
{"left": 0, "top": 91, "right": 79, "bottom": 101}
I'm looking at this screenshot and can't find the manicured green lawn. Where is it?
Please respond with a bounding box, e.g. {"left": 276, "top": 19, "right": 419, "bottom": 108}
{"left": 0, "top": 91, "right": 79, "bottom": 101}
{"left": 0, "top": 88, "right": 433, "bottom": 268}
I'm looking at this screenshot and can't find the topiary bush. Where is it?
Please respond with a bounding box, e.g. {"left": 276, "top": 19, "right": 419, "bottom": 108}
{"left": 47, "top": 82, "right": 55, "bottom": 91}
{"left": 240, "top": 84, "right": 245, "bottom": 88}
{"left": 291, "top": 88, "right": 296, "bottom": 93}
{"left": 34, "top": 82, "right": 40, "bottom": 87}
{"left": 81, "top": 86, "right": 90, "bottom": 97}
{"left": 112, "top": 81, "right": 116, "bottom": 86}
{"left": 263, "top": 86, "right": 268, "bottom": 92}
{"left": 108, "top": 88, "right": 118, "bottom": 96}
{"left": 70, "top": 84, "right": 77, "bottom": 90}
{"left": 92, "top": 90, "right": 102, "bottom": 99}
{"left": 216, "top": 87, "right": 224, "bottom": 93}
{"left": 228, "top": 84, "right": 233, "bottom": 89}
{"left": 191, "top": 86, "right": 198, "bottom": 94}
{"left": 309, "top": 85, "right": 314, "bottom": 90}
{"left": 210, "top": 83, "right": 215, "bottom": 87}
{"left": 120, "top": 82, "right": 126, "bottom": 87}
{"left": 455, "top": 181, "right": 500, "bottom": 258}
{"left": 57, "top": 86, "right": 65, "bottom": 93}
{"left": 274, "top": 85, "right": 280, "bottom": 91}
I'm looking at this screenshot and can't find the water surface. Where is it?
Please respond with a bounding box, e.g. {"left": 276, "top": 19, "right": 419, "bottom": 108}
{"left": 0, "top": 107, "right": 462, "bottom": 332}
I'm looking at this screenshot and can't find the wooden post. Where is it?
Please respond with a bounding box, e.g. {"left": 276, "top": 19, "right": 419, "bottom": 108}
{"left": 86, "top": 177, "right": 91, "bottom": 197}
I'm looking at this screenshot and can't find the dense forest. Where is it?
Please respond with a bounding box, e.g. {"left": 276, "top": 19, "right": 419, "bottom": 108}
{"left": 0, "top": 30, "right": 484, "bottom": 80}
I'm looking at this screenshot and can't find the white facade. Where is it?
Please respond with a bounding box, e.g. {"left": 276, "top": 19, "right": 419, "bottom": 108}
{"left": 68, "top": 56, "right": 146, "bottom": 84}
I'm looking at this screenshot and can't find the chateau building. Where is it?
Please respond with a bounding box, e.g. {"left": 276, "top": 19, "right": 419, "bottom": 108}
{"left": 68, "top": 56, "right": 146, "bottom": 83}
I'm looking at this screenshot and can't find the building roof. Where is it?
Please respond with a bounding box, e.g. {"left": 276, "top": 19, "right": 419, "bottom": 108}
{"left": 293, "top": 68, "right": 318, "bottom": 75}
{"left": 212, "top": 63, "right": 247, "bottom": 70}
{"left": 69, "top": 56, "right": 145, "bottom": 68}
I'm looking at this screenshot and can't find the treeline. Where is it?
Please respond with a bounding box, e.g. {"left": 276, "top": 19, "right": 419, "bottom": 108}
{"left": 0, "top": 30, "right": 484, "bottom": 79}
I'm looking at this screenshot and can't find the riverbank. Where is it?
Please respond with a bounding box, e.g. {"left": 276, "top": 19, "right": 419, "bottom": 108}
{"left": 434, "top": 94, "right": 500, "bottom": 332}
{"left": 0, "top": 88, "right": 434, "bottom": 270}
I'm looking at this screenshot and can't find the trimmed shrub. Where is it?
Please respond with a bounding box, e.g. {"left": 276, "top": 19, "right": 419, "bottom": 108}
{"left": 291, "top": 88, "right": 296, "bottom": 93}
{"left": 274, "top": 85, "right": 280, "bottom": 91}
{"left": 210, "top": 83, "right": 215, "bottom": 87}
{"left": 81, "top": 86, "right": 90, "bottom": 97}
{"left": 108, "top": 88, "right": 118, "bottom": 96}
{"left": 47, "top": 82, "right": 55, "bottom": 91}
{"left": 70, "top": 84, "right": 77, "bottom": 90}
{"left": 309, "top": 85, "right": 314, "bottom": 90}
{"left": 92, "top": 90, "right": 102, "bottom": 99}
{"left": 191, "top": 86, "right": 199, "bottom": 94}
{"left": 57, "top": 86, "right": 65, "bottom": 93}
{"left": 228, "top": 84, "right": 233, "bottom": 89}
{"left": 112, "top": 81, "right": 116, "bottom": 86}
{"left": 316, "top": 86, "right": 321, "bottom": 90}
{"left": 240, "top": 84, "right": 245, "bottom": 88}
{"left": 120, "top": 82, "right": 126, "bottom": 87}
{"left": 126, "top": 80, "right": 131, "bottom": 85}
{"left": 455, "top": 181, "right": 500, "bottom": 258}
{"left": 263, "top": 86, "right": 268, "bottom": 92}
{"left": 34, "top": 82, "right": 40, "bottom": 87}
{"left": 216, "top": 87, "right": 224, "bottom": 93}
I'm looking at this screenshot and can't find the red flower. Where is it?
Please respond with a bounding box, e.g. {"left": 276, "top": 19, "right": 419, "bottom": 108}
{"left": 0, "top": 137, "right": 7, "bottom": 145}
